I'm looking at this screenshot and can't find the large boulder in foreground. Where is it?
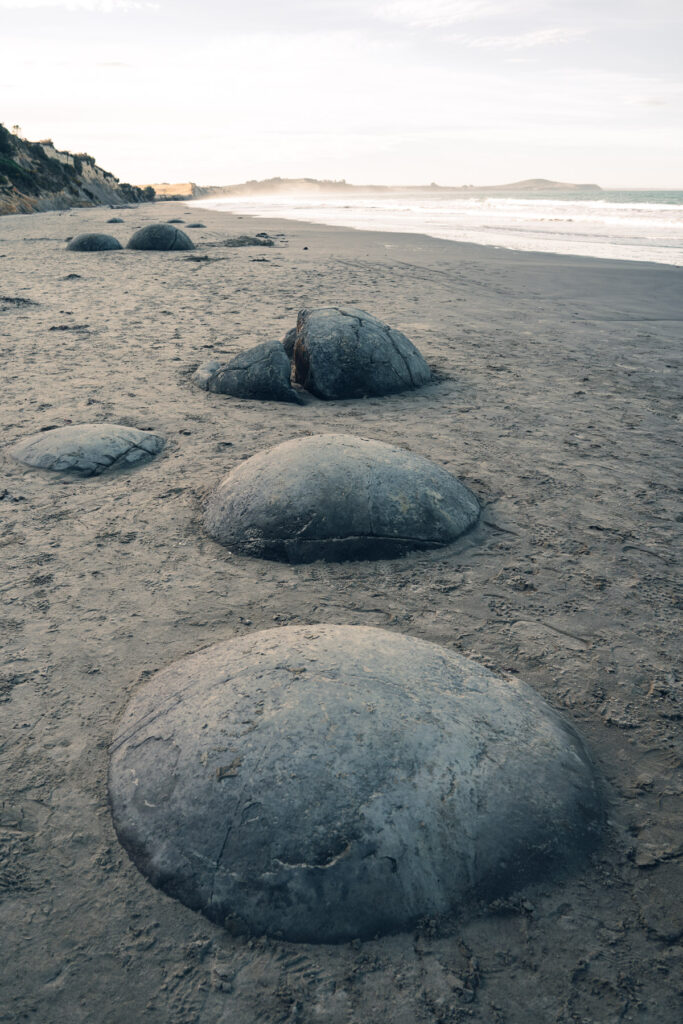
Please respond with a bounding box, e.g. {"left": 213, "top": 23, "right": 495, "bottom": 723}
{"left": 8, "top": 423, "right": 165, "bottom": 476}
{"left": 204, "top": 433, "right": 479, "bottom": 562}
{"left": 66, "top": 233, "right": 122, "bottom": 251}
{"left": 127, "top": 223, "right": 195, "bottom": 251}
{"left": 206, "top": 340, "right": 301, "bottom": 403}
{"left": 291, "top": 306, "right": 431, "bottom": 399}
{"left": 108, "top": 624, "right": 603, "bottom": 943}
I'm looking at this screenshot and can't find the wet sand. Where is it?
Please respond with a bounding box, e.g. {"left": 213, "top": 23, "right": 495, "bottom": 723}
{"left": 1, "top": 201, "right": 681, "bottom": 1023}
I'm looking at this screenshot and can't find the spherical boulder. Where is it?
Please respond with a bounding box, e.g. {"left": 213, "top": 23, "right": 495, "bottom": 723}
{"left": 204, "top": 433, "right": 479, "bottom": 562}
{"left": 127, "top": 223, "right": 195, "bottom": 251}
{"left": 291, "top": 306, "right": 431, "bottom": 399}
{"left": 207, "top": 340, "right": 301, "bottom": 403}
{"left": 8, "top": 423, "right": 165, "bottom": 476}
{"left": 66, "top": 233, "right": 122, "bottom": 252}
{"left": 108, "top": 624, "right": 603, "bottom": 943}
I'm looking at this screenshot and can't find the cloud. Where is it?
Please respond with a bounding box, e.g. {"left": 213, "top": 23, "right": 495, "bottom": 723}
{"left": 375, "top": 0, "right": 507, "bottom": 29}
{"left": 467, "top": 27, "right": 587, "bottom": 49}
{"left": 0, "top": 0, "right": 159, "bottom": 10}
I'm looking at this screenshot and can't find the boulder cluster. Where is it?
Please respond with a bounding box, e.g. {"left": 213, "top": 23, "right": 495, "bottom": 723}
{"left": 194, "top": 305, "right": 432, "bottom": 403}
{"left": 66, "top": 222, "right": 196, "bottom": 252}
{"left": 6, "top": 232, "right": 604, "bottom": 944}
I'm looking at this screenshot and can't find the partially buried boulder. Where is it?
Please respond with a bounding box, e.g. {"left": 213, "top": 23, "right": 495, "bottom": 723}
{"left": 8, "top": 423, "right": 165, "bottom": 476}
{"left": 204, "top": 433, "right": 479, "bottom": 562}
{"left": 291, "top": 306, "right": 431, "bottom": 399}
{"left": 66, "top": 233, "right": 122, "bottom": 252}
{"left": 108, "top": 624, "right": 603, "bottom": 943}
{"left": 127, "top": 223, "right": 195, "bottom": 251}
{"left": 206, "top": 340, "right": 300, "bottom": 403}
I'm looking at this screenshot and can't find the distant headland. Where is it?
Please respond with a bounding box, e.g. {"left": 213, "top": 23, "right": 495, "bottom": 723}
{"left": 146, "top": 176, "right": 603, "bottom": 201}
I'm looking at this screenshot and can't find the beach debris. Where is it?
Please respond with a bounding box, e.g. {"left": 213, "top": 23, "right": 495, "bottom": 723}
{"left": 109, "top": 624, "right": 603, "bottom": 943}
{"left": 192, "top": 358, "right": 222, "bottom": 390}
{"left": 8, "top": 423, "right": 165, "bottom": 476}
{"left": 281, "top": 326, "right": 297, "bottom": 358}
{"left": 126, "top": 223, "right": 195, "bottom": 251}
{"left": 107, "top": 217, "right": 124, "bottom": 223}
{"left": 204, "top": 433, "right": 479, "bottom": 562}
{"left": 290, "top": 306, "right": 431, "bottom": 399}
{"left": 217, "top": 235, "right": 274, "bottom": 247}
{"left": 205, "top": 340, "right": 301, "bottom": 403}
{"left": 0, "top": 295, "right": 38, "bottom": 308}
{"left": 66, "top": 233, "right": 122, "bottom": 252}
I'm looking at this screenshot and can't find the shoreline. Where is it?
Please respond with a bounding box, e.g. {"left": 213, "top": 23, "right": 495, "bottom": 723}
{"left": 189, "top": 194, "right": 683, "bottom": 269}
{"left": 1, "top": 201, "right": 681, "bottom": 1024}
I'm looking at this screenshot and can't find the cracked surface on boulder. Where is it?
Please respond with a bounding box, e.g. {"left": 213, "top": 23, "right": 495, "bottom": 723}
{"left": 126, "top": 223, "right": 195, "bottom": 251}
{"left": 292, "top": 306, "right": 431, "bottom": 399}
{"left": 203, "top": 433, "right": 480, "bottom": 562}
{"left": 108, "top": 624, "right": 603, "bottom": 943}
{"left": 206, "top": 340, "right": 301, "bottom": 403}
{"left": 8, "top": 423, "right": 165, "bottom": 476}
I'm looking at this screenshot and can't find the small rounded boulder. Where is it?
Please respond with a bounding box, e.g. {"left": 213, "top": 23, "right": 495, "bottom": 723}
{"left": 108, "top": 624, "right": 603, "bottom": 943}
{"left": 127, "top": 223, "right": 195, "bottom": 251}
{"left": 204, "top": 433, "right": 480, "bottom": 562}
{"left": 207, "top": 339, "right": 301, "bottom": 403}
{"left": 8, "top": 423, "right": 165, "bottom": 476}
{"left": 66, "top": 233, "right": 122, "bottom": 252}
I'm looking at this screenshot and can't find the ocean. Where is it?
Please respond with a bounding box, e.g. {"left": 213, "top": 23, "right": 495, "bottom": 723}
{"left": 193, "top": 187, "right": 683, "bottom": 266}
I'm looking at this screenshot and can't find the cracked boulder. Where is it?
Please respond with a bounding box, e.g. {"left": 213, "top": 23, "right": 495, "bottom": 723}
{"left": 66, "top": 233, "right": 122, "bottom": 251}
{"left": 206, "top": 340, "right": 301, "bottom": 403}
{"left": 127, "top": 223, "right": 195, "bottom": 251}
{"left": 204, "top": 433, "right": 479, "bottom": 562}
{"left": 8, "top": 423, "right": 165, "bottom": 476}
{"left": 291, "top": 306, "right": 431, "bottom": 399}
{"left": 108, "top": 624, "right": 603, "bottom": 943}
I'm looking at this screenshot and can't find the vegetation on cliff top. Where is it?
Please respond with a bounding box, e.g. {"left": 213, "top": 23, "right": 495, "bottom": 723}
{"left": 0, "top": 125, "right": 154, "bottom": 213}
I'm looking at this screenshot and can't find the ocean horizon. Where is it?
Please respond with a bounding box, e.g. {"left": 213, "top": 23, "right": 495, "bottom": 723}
{"left": 193, "top": 187, "right": 683, "bottom": 267}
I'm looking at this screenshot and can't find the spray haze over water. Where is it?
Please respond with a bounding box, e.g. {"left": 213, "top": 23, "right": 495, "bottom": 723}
{"left": 194, "top": 188, "right": 683, "bottom": 266}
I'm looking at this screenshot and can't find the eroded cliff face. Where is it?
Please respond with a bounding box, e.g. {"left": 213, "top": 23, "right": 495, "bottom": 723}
{"left": 0, "top": 125, "right": 153, "bottom": 215}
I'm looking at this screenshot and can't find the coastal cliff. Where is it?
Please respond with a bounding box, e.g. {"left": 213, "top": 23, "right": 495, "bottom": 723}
{"left": 0, "top": 125, "right": 154, "bottom": 215}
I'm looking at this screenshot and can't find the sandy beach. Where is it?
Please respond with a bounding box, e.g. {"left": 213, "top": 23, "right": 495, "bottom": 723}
{"left": 1, "top": 200, "right": 681, "bottom": 1023}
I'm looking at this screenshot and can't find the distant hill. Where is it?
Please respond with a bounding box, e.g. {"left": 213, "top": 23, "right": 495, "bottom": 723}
{"left": 0, "top": 125, "right": 154, "bottom": 215}
{"left": 144, "top": 176, "right": 602, "bottom": 199}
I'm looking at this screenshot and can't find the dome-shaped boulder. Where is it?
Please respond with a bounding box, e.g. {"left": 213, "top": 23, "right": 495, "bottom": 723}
{"left": 204, "top": 433, "right": 479, "bottom": 562}
{"left": 66, "top": 233, "right": 122, "bottom": 252}
{"left": 8, "top": 423, "right": 165, "bottom": 476}
{"left": 291, "top": 306, "right": 431, "bottom": 399}
{"left": 206, "top": 340, "right": 301, "bottom": 403}
{"left": 108, "top": 624, "right": 603, "bottom": 943}
{"left": 127, "top": 224, "right": 195, "bottom": 251}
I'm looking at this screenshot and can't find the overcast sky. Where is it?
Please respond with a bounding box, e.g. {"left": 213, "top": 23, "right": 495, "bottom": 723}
{"left": 2, "top": 0, "right": 681, "bottom": 187}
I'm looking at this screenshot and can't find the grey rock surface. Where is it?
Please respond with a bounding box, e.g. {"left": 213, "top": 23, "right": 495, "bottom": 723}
{"left": 8, "top": 423, "right": 165, "bottom": 476}
{"left": 127, "top": 224, "right": 195, "bottom": 251}
{"left": 281, "top": 326, "right": 297, "bottom": 358}
{"left": 207, "top": 340, "right": 300, "bottom": 403}
{"left": 106, "top": 217, "right": 124, "bottom": 224}
{"left": 192, "top": 359, "right": 222, "bottom": 391}
{"left": 108, "top": 624, "right": 603, "bottom": 943}
{"left": 204, "top": 433, "right": 479, "bottom": 562}
{"left": 292, "top": 306, "right": 431, "bottom": 399}
{"left": 66, "top": 233, "right": 122, "bottom": 252}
